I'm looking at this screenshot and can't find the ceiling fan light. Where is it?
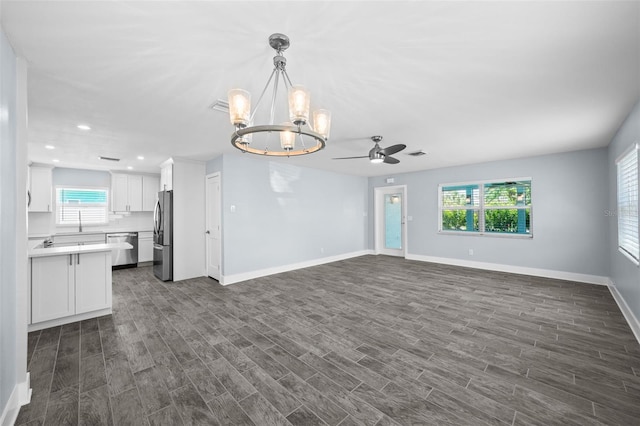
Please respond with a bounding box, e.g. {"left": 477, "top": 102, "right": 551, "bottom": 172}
{"left": 228, "top": 89, "right": 251, "bottom": 127}
{"left": 280, "top": 123, "right": 296, "bottom": 150}
{"left": 313, "top": 109, "right": 331, "bottom": 139}
{"left": 371, "top": 157, "right": 384, "bottom": 164}
{"left": 288, "top": 85, "right": 310, "bottom": 125}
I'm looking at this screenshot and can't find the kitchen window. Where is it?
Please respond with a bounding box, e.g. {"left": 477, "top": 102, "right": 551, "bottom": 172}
{"left": 56, "top": 187, "right": 109, "bottom": 226}
{"left": 439, "top": 178, "right": 532, "bottom": 237}
{"left": 617, "top": 144, "right": 639, "bottom": 264}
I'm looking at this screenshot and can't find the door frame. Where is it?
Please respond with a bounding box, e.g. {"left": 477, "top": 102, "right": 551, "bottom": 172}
{"left": 374, "top": 185, "right": 408, "bottom": 257}
{"left": 205, "top": 172, "right": 222, "bottom": 281}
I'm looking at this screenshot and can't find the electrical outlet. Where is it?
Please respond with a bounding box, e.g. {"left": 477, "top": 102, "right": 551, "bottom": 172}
{"left": 320, "top": 247, "right": 324, "bottom": 254}
{"left": 468, "top": 249, "right": 474, "bottom": 256}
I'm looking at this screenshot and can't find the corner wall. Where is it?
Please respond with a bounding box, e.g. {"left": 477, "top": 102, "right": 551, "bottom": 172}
{"left": 608, "top": 99, "right": 640, "bottom": 338}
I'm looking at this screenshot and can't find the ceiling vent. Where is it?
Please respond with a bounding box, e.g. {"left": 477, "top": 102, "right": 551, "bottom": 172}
{"left": 99, "top": 156, "right": 120, "bottom": 162}
{"left": 209, "top": 99, "right": 229, "bottom": 113}
{"left": 407, "top": 150, "right": 427, "bottom": 157}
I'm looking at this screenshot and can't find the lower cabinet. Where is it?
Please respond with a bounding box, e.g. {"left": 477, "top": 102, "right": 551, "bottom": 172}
{"left": 139, "top": 231, "right": 153, "bottom": 262}
{"left": 31, "top": 251, "right": 112, "bottom": 324}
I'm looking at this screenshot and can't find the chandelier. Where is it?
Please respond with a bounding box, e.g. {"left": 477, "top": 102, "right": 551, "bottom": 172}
{"left": 228, "top": 33, "right": 331, "bottom": 157}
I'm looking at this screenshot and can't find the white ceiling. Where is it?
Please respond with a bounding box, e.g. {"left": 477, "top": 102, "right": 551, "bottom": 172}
{"left": 2, "top": 1, "right": 639, "bottom": 177}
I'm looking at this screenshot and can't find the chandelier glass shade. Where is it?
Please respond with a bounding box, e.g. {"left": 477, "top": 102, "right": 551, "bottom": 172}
{"left": 228, "top": 33, "right": 331, "bottom": 157}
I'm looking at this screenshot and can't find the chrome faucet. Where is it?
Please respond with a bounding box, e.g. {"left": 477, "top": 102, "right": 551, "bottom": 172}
{"left": 78, "top": 210, "right": 83, "bottom": 233}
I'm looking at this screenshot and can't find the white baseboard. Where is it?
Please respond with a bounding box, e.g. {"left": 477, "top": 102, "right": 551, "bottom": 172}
{"left": 28, "top": 308, "right": 112, "bottom": 332}
{"left": 221, "top": 250, "right": 375, "bottom": 285}
{"left": 607, "top": 279, "right": 640, "bottom": 345}
{"left": 1, "top": 374, "right": 30, "bottom": 426}
{"left": 405, "top": 254, "right": 610, "bottom": 286}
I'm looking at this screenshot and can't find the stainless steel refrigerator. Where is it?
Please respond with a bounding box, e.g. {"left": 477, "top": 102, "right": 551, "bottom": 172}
{"left": 153, "top": 190, "right": 173, "bottom": 281}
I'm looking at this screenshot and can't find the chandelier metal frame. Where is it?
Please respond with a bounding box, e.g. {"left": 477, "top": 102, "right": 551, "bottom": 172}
{"left": 228, "top": 33, "right": 330, "bottom": 157}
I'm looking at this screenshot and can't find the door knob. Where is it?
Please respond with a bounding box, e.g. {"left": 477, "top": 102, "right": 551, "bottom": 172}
{"left": 205, "top": 230, "right": 210, "bottom": 234}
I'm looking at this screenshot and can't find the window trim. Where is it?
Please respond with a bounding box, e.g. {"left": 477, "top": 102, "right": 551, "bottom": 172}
{"left": 438, "top": 177, "right": 533, "bottom": 238}
{"left": 55, "top": 185, "right": 110, "bottom": 227}
{"left": 616, "top": 143, "right": 639, "bottom": 266}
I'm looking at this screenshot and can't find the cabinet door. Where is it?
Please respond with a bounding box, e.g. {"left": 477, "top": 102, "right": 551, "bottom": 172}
{"left": 75, "top": 252, "right": 112, "bottom": 314}
{"left": 139, "top": 237, "right": 153, "bottom": 262}
{"left": 142, "top": 175, "right": 160, "bottom": 211}
{"left": 31, "top": 255, "right": 75, "bottom": 323}
{"left": 29, "top": 166, "right": 53, "bottom": 212}
{"left": 111, "top": 174, "right": 129, "bottom": 212}
{"left": 128, "top": 174, "right": 143, "bottom": 211}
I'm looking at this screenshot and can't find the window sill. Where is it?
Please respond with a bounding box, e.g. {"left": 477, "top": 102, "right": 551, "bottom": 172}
{"left": 618, "top": 247, "right": 640, "bottom": 267}
{"left": 438, "top": 231, "right": 533, "bottom": 239}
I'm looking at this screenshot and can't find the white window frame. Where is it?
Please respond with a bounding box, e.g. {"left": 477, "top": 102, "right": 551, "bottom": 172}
{"left": 438, "top": 177, "right": 533, "bottom": 238}
{"left": 616, "top": 143, "right": 639, "bottom": 266}
{"left": 55, "top": 186, "right": 110, "bottom": 227}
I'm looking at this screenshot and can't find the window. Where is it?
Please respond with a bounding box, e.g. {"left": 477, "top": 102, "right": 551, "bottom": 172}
{"left": 439, "top": 179, "right": 531, "bottom": 236}
{"left": 56, "top": 187, "right": 109, "bottom": 226}
{"left": 617, "top": 144, "right": 639, "bottom": 264}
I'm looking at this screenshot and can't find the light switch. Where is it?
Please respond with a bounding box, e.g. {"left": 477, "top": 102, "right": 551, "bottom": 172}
{"left": 230, "top": 205, "right": 236, "bottom": 213}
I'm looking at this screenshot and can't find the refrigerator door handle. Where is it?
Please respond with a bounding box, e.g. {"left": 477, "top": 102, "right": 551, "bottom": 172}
{"left": 153, "top": 200, "right": 161, "bottom": 235}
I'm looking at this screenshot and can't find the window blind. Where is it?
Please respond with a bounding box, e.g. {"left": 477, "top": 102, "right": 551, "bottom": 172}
{"left": 617, "top": 145, "right": 639, "bottom": 262}
{"left": 56, "top": 187, "right": 109, "bottom": 225}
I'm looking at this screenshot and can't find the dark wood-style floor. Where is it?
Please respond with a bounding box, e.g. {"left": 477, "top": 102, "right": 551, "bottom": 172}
{"left": 16, "top": 255, "right": 640, "bottom": 425}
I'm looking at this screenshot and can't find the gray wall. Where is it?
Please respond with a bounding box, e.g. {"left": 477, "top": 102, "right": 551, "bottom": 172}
{"left": 0, "top": 25, "right": 17, "bottom": 417}
{"left": 608, "top": 99, "right": 640, "bottom": 320}
{"left": 209, "top": 154, "right": 369, "bottom": 277}
{"left": 369, "top": 148, "right": 610, "bottom": 277}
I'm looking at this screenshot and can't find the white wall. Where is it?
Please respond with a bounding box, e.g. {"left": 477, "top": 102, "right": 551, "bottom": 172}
{"left": 215, "top": 154, "right": 369, "bottom": 281}
{"left": 608, "top": 99, "right": 640, "bottom": 336}
{"left": 369, "top": 148, "right": 610, "bottom": 282}
{"left": 0, "top": 25, "right": 29, "bottom": 426}
{"left": 172, "top": 158, "right": 206, "bottom": 281}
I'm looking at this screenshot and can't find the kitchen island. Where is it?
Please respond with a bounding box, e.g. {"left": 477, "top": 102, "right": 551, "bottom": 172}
{"left": 28, "top": 242, "right": 131, "bottom": 331}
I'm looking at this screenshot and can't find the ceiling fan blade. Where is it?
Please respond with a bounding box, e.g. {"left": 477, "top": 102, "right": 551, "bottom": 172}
{"left": 383, "top": 156, "right": 400, "bottom": 164}
{"left": 332, "top": 156, "right": 369, "bottom": 160}
{"left": 379, "top": 144, "right": 406, "bottom": 156}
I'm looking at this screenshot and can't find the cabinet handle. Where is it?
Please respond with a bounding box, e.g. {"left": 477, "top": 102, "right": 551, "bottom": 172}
{"left": 69, "top": 254, "right": 73, "bottom": 265}
{"left": 48, "top": 204, "right": 50, "bottom": 212}
{"left": 77, "top": 253, "right": 80, "bottom": 264}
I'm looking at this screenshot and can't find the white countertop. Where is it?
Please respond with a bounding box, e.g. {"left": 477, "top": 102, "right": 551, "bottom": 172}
{"left": 29, "top": 242, "right": 133, "bottom": 258}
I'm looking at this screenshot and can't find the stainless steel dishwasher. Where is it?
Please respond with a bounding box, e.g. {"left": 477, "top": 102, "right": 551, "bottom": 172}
{"left": 106, "top": 232, "right": 138, "bottom": 269}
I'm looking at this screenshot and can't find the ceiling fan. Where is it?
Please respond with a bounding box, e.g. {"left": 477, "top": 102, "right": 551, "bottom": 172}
{"left": 333, "top": 136, "right": 406, "bottom": 164}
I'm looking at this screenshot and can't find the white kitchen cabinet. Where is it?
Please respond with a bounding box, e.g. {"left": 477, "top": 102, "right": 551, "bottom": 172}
{"left": 160, "top": 162, "right": 173, "bottom": 191}
{"left": 142, "top": 175, "right": 160, "bottom": 211}
{"left": 76, "top": 252, "right": 111, "bottom": 314}
{"left": 138, "top": 231, "right": 153, "bottom": 262}
{"left": 31, "top": 254, "right": 75, "bottom": 323}
{"left": 111, "top": 173, "right": 143, "bottom": 212}
{"left": 31, "top": 251, "right": 111, "bottom": 324}
{"left": 29, "top": 165, "right": 53, "bottom": 212}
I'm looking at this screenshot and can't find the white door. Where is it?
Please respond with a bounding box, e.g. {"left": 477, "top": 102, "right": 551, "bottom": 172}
{"left": 375, "top": 186, "right": 407, "bottom": 257}
{"left": 206, "top": 173, "right": 221, "bottom": 281}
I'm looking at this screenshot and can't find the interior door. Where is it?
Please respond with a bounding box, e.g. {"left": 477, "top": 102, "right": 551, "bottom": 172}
{"left": 375, "top": 186, "right": 406, "bottom": 257}
{"left": 206, "top": 173, "right": 221, "bottom": 281}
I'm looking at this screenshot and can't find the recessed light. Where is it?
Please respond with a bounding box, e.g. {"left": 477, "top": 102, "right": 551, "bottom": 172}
{"left": 45, "top": 145, "right": 55, "bottom": 150}
{"left": 52, "top": 159, "right": 60, "bottom": 163}
{"left": 77, "top": 124, "right": 91, "bottom": 130}
{"left": 127, "top": 166, "right": 133, "bottom": 170}
{"left": 137, "top": 156, "right": 144, "bottom": 160}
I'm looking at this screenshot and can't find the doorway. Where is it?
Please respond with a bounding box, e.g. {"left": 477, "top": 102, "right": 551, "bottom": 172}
{"left": 205, "top": 173, "right": 221, "bottom": 281}
{"left": 374, "top": 185, "right": 407, "bottom": 257}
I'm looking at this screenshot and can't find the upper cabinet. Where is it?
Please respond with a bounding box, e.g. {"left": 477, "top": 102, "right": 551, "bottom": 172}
{"left": 29, "top": 165, "right": 53, "bottom": 212}
{"left": 111, "top": 173, "right": 159, "bottom": 212}
{"left": 142, "top": 175, "right": 160, "bottom": 211}
{"left": 160, "top": 160, "right": 173, "bottom": 191}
